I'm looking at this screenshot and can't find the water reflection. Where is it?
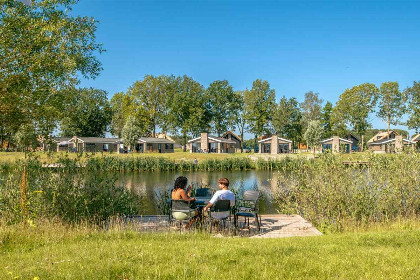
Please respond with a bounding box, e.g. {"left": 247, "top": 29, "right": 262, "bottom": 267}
{"left": 116, "top": 170, "right": 281, "bottom": 214}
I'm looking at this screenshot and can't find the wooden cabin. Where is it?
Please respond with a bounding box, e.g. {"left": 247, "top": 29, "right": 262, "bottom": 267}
{"left": 188, "top": 133, "right": 236, "bottom": 153}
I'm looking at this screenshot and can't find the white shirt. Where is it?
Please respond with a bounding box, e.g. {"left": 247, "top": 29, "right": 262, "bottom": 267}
{"left": 209, "top": 190, "right": 235, "bottom": 207}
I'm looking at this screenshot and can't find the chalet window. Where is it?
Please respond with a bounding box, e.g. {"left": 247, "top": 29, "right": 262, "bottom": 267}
{"left": 103, "top": 144, "right": 109, "bottom": 151}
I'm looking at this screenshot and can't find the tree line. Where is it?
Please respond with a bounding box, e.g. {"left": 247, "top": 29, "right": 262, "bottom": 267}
{"left": 1, "top": 1, "right": 419, "bottom": 152}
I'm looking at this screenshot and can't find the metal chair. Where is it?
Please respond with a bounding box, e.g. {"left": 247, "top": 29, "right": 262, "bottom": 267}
{"left": 234, "top": 190, "right": 261, "bottom": 232}
{"left": 169, "top": 200, "right": 196, "bottom": 229}
{"left": 206, "top": 199, "right": 232, "bottom": 233}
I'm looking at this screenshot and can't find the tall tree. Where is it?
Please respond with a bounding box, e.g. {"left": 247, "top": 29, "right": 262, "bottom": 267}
{"left": 0, "top": 0, "right": 103, "bottom": 141}
{"left": 166, "top": 76, "right": 211, "bottom": 151}
{"left": 127, "top": 75, "right": 171, "bottom": 137}
{"left": 405, "top": 81, "right": 420, "bottom": 133}
{"left": 245, "top": 79, "right": 276, "bottom": 147}
{"left": 272, "top": 96, "right": 302, "bottom": 149}
{"left": 304, "top": 120, "right": 323, "bottom": 154}
{"left": 60, "top": 88, "right": 112, "bottom": 137}
{"left": 110, "top": 92, "right": 135, "bottom": 138}
{"left": 332, "top": 83, "right": 379, "bottom": 138}
{"left": 207, "top": 80, "right": 240, "bottom": 136}
{"left": 300, "top": 91, "right": 323, "bottom": 130}
{"left": 121, "top": 116, "right": 146, "bottom": 151}
{"left": 320, "top": 101, "right": 333, "bottom": 138}
{"left": 232, "top": 90, "right": 247, "bottom": 152}
{"left": 377, "top": 82, "right": 406, "bottom": 138}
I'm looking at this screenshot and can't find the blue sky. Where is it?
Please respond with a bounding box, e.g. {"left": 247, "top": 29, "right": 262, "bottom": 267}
{"left": 73, "top": 0, "right": 420, "bottom": 136}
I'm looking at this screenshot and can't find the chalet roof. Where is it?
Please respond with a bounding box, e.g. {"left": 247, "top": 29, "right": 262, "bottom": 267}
{"left": 348, "top": 133, "right": 359, "bottom": 141}
{"left": 368, "top": 138, "right": 415, "bottom": 145}
{"left": 137, "top": 137, "right": 175, "bottom": 144}
{"left": 412, "top": 134, "right": 420, "bottom": 142}
{"left": 69, "top": 137, "right": 120, "bottom": 144}
{"left": 53, "top": 137, "right": 72, "bottom": 143}
{"left": 187, "top": 135, "right": 236, "bottom": 144}
{"left": 222, "top": 131, "right": 242, "bottom": 141}
{"left": 321, "top": 137, "right": 353, "bottom": 144}
{"left": 367, "top": 130, "right": 399, "bottom": 143}
{"left": 258, "top": 136, "right": 292, "bottom": 144}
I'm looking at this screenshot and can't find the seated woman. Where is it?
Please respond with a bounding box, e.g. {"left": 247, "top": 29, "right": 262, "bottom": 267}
{"left": 171, "top": 176, "right": 198, "bottom": 228}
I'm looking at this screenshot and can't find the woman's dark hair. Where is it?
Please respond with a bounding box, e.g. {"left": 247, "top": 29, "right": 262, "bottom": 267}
{"left": 174, "top": 176, "right": 188, "bottom": 190}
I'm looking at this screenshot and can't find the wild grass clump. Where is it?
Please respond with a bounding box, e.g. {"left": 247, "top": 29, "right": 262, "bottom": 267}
{"left": 273, "top": 151, "right": 420, "bottom": 232}
{"left": 0, "top": 157, "right": 142, "bottom": 225}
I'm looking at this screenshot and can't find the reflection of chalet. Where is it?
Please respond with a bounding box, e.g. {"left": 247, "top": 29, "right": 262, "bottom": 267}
{"left": 258, "top": 135, "right": 292, "bottom": 154}
{"left": 188, "top": 133, "right": 236, "bottom": 153}
{"left": 222, "top": 131, "right": 242, "bottom": 151}
{"left": 321, "top": 136, "right": 352, "bottom": 153}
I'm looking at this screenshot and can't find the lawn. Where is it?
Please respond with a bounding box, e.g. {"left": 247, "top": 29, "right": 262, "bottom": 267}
{"left": 2, "top": 222, "right": 420, "bottom": 279}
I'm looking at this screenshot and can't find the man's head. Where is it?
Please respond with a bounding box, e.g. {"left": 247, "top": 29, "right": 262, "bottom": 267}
{"left": 218, "top": 178, "right": 229, "bottom": 189}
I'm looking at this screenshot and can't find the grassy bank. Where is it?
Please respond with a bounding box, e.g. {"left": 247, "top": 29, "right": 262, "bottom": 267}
{"left": 1, "top": 221, "right": 420, "bottom": 279}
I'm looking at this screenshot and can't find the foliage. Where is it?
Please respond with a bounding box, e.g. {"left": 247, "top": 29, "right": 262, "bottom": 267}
{"left": 273, "top": 152, "right": 420, "bottom": 232}
{"left": 320, "top": 101, "right": 333, "bottom": 138}
{"left": 207, "top": 80, "right": 241, "bottom": 136}
{"left": 0, "top": 157, "right": 142, "bottom": 224}
{"left": 13, "top": 123, "right": 38, "bottom": 152}
{"left": 303, "top": 120, "right": 323, "bottom": 152}
{"left": 272, "top": 96, "right": 302, "bottom": 147}
{"left": 121, "top": 116, "right": 144, "bottom": 150}
{"left": 377, "top": 82, "right": 406, "bottom": 135}
{"left": 60, "top": 88, "right": 112, "bottom": 137}
{"left": 0, "top": 0, "right": 102, "bottom": 141}
{"left": 166, "top": 75, "right": 211, "bottom": 149}
{"left": 127, "top": 75, "right": 171, "bottom": 136}
{"left": 244, "top": 79, "right": 275, "bottom": 144}
{"left": 300, "top": 91, "right": 323, "bottom": 130}
{"left": 333, "top": 83, "right": 379, "bottom": 136}
{"left": 405, "top": 81, "right": 420, "bottom": 133}
{"left": 232, "top": 90, "right": 247, "bottom": 152}
{"left": 109, "top": 92, "right": 135, "bottom": 138}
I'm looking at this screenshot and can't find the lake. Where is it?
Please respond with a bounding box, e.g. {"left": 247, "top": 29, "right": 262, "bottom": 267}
{"left": 116, "top": 170, "right": 282, "bottom": 214}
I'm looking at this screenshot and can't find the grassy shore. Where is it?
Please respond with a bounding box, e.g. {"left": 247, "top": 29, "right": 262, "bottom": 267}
{"left": 1, "top": 221, "right": 420, "bottom": 279}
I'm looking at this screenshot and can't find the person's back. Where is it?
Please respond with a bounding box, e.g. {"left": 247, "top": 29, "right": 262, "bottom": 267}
{"left": 210, "top": 189, "right": 235, "bottom": 207}
{"left": 203, "top": 178, "right": 235, "bottom": 220}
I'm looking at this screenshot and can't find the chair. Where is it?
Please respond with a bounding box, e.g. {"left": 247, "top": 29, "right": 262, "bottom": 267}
{"left": 169, "top": 200, "right": 196, "bottom": 229}
{"left": 234, "top": 190, "right": 261, "bottom": 232}
{"left": 206, "top": 199, "right": 232, "bottom": 233}
{"left": 194, "top": 188, "right": 213, "bottom": 198}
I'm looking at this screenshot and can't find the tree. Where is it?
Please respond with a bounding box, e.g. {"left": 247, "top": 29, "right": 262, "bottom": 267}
{"left": 207, "top": 80, "right": 240, "bottom": 136}
{"left": 304, "top": 120, "right": 323, "bottom": 154}
{"left": 13, "top": 123, "right": 38, "bottom": 155}
{"left": 377, "top": 82, "right": 406, "bottom": 138}
{"left": 245, "top": 79, "right": 276, "bottom": 147}
{"left": 300, "top": 91, "right": 323, "bottom": 130}
{"left": 320, "top": 101, "right": 333, "bottom": 138}
{"left": 127, "top": 75, "right": 171, "bottom": 137}
{"left": 121, "top": 116, "right": 143, "bottom": 151}
{"left": 405, "top": 81, "right": 420, "bottom": 133}
{"left": 232, "top": 90, "right": 247, "bottom": 152}
{"left": 110, "top": 92, "right": 135, "bottom": 138}
{"left": 272, "top": 97, "right": 302, "bottom": 149}
{"left": 166, "top": 76, "right": 211, "bottom": 151}
{"left": 60, "top": 88, "right": 112, "bottom": 137}
{"left": 0, "top": 0, "right": 103, "bottom": 141}
{"left": 332, "top": 83, "right": 379, "bottom": 138}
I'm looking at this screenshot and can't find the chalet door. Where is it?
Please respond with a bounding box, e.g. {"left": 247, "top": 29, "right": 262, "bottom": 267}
{"left": 158, "top": 143, "right": 162, "bottom": 153}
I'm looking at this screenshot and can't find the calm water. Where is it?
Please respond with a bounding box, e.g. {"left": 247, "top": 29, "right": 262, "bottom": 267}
{"left": 116, "top": 170, "right": 283, "bottom": 214}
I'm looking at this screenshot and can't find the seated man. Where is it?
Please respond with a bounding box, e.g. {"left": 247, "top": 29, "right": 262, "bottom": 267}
{"left": 203, "top": 178, "right": 235, "bottom": 220}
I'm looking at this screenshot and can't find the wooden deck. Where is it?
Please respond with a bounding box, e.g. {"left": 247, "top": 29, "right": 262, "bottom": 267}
{"left": 115, "top": 214, "right": 322, "bottom": 238}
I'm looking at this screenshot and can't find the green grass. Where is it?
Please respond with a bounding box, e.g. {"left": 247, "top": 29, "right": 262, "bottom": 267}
{"left": 2, "top": 222, "right": 420, "bottom": 279}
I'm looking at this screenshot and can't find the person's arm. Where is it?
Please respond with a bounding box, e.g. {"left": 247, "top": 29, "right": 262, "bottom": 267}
{"left": 179, "top": 189, "right": 195, "bottom": 202}
{"left": 203, "top": 202, "right": 213, "bottom": 212}
{"left": 203, "top": 192, "right": 219, "bottom": 212}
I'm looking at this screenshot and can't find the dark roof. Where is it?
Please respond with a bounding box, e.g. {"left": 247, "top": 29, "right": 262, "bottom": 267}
{"left": 138, "top": 137, "right": 175, "bottom": 144}
{"left": 222, "top": 131, "right": 242, "bottom": 141}
{"left": 70, "top": 137, "right": 120, "bottom": 144}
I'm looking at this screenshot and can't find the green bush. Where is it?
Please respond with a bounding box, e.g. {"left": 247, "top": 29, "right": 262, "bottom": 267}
{"left": 273, "top": 151, "right": 420, "bottom": 232}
